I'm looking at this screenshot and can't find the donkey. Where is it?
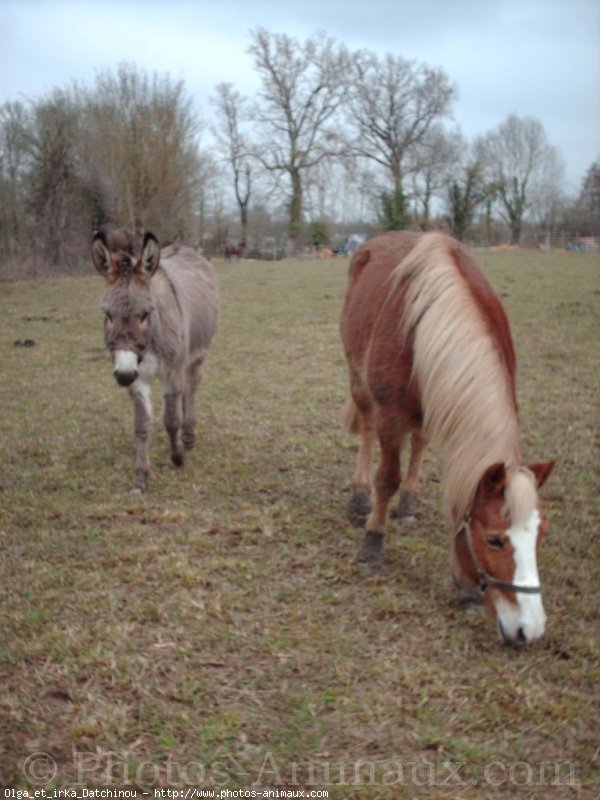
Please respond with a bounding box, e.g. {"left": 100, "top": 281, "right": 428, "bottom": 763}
{"left": 92, "top": 230, "right": 219, "bottom": 493}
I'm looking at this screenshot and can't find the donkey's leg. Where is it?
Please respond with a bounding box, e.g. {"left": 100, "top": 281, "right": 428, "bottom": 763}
{"left": 182, "top": 356, "right": 204, "bottom": 451}
{"left": 129, "top": 379, "right": 153, "bottom": 493}
{"left": 163, "top": 377, "right": 185, "bottom": 467}
{"left": 356, "top": 423, "right": 404, "bottom": 574}
{"left": 394, "top": 431, "right": 427, "bottom": 523}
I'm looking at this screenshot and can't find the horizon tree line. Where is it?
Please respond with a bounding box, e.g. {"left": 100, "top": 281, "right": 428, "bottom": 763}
{"left": 0, "top": 28, "right": 597, "bottom": 270}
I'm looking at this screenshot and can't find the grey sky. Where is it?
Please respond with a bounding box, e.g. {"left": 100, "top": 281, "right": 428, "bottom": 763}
{"left": 1, "top": 0, "right": 598, "bottom": 193}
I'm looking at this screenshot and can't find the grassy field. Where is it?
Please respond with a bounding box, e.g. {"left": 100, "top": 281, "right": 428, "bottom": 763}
{"left": 0, "top": 247, "right": 598, "bottom": 798}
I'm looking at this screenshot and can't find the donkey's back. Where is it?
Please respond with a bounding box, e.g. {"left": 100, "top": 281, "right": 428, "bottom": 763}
{"left": 156, "top": 244, "right": 218, "bottom": 361}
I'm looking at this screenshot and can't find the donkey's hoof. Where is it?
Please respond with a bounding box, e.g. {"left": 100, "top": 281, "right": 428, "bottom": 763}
{"left": 182, "top": 428, "right": 196, "bottom": 451}
{"left": 348, "top": 490, "right": 372, "bottom": 528}
{"left": 355, "top": 531, "right": 386, "bottom": 575}
{"left": 391, "top": 491, "right": 418, "bottom": 523}
{"left": 171, "top": 452, "right": 185, "bottom": 467}
{"left": 131, "top": 469, "right": 148, "bottom": 494}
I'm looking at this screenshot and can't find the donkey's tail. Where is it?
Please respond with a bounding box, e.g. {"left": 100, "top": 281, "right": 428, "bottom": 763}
{"left": 341, "top": 396, "right": 360, "bottom": 435}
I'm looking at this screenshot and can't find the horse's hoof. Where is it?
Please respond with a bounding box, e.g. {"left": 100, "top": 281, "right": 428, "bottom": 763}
{"left": 171, "top": 452, "right": 184, "bottom": 467}
{"left": 355, "top": 531, "right": 386, "bottom": 575}
{"left": 392, "top": 491, "right": 417, "bottom": 522}
{"left": 357, "top": 558, "right": 386, "bottom": 577}
{"left": 129, "top": 486, "right": 144, "bottom": 497}
{"left": 348, "top": 490, "right": 372, "bottom": 528}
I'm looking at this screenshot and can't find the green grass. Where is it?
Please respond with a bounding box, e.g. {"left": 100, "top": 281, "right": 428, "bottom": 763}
{"left": 0, "top": 248, "right": 598, "bottom": 797}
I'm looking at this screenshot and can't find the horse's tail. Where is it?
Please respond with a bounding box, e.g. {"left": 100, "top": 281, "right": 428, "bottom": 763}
{"left": 341, "top": 396, "right": 360, "bottom": 435}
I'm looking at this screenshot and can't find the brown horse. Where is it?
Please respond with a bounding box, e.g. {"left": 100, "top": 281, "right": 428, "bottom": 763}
{"left": 223, "top": 242, "right": 246, "bottom": 262}
{"left": 340, "top": 231, "right": 554, "bottom": 645}
{"left": 92, "top": 230, "right": 219, "bottom": 493}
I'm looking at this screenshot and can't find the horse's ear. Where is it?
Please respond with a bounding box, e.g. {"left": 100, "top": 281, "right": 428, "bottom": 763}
{"left": 478, "top": 462, "right": 507, "bottom": 500}
{"left": 138, "top": 232, "right": 160, "bottom": 279}
{"left": 91, "top": 232, "right": 114, "bottom": 280}
{"left": 528, "top": 461, "right": 555, "bottom": 489}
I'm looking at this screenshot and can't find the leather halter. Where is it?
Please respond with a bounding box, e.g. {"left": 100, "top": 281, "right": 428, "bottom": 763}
{"left": 456, "top": 518, "right": 542, "bottom": 595}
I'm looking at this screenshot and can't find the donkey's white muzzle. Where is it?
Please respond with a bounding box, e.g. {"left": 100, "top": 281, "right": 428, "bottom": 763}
{"left": 113, "top": 350, "right": 139, "bottom": 387}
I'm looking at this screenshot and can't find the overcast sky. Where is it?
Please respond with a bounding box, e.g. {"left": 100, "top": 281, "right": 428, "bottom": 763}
{"left": 1, "top": 0, "right": 598, "bottom": 193}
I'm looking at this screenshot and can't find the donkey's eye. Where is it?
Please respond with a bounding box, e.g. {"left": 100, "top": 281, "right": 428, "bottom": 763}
{"left": 486, "top": 536, "right": 505, "bottom": 550}
{"left": 140, "top": 312, "right": 150, "bottom": 324}
{"left": 104, "top": 312, "right": 113, "bottom": 323}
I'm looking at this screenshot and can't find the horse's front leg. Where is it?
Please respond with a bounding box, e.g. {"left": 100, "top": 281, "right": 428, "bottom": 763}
{"left": 393, "top": 430, "right": 427, "bottom": 522}
{"left": 129, "top": 379, "right": 153, "bottom": 493}
{"left": 163, "top": 376, "right": 185, "bottom": 467}
{"left": 356, "top": 431, "right": 402, "bottom": 575}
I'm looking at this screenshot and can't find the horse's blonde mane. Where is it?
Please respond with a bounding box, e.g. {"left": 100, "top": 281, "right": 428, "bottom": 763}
{"left": 392, "top": 233, "right": 529, "bottom": 525}
{"left": 503, "top": 468, "right": 539, "bottom": 527}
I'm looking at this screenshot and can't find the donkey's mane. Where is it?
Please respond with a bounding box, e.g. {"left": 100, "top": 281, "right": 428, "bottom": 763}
{"left": 391, "top": 233, "right": 535, "bottom": 525}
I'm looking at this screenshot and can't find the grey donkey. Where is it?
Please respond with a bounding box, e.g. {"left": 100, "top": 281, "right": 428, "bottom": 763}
{"left": 92, "top": 229, "right": 219, "bottom": 493}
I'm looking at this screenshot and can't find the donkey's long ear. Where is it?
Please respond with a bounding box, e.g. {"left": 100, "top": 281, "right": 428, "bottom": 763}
{"left": 138, "top": 232, "right": 160, "bottom": 279}
{"left": 91, "top": 232, "right": 114, "bottom": 280}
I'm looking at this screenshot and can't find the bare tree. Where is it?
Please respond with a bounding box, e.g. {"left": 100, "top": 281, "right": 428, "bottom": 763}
{"left": 0, "top": 65, "right": 215, "bottom": 270}
{"left": 0, "top": 101, "right": 29, "bottom": 255}
{"left": 247, "top": 28, "right": 351, "bottom": 247}
{"left": 410, "top": 125, "right": 461, "bottom": 230}
{"left": 346, "top": 52, "right": 456, "bottom": 200}
{"left": 575, "top": 161, "right": 600, "bottom": 234}
{"left": 26, "top": 89, "right": 81, "bottom": 264}
{"left": 211, "top": 82, "right": 252, "bottom": 244}
{"left": 527, "top": 150, "right": 566, "bottom": 244}
{"left": 443, "top": 135, "right": 490, "bottom": 241}
{"left": 81, "top": 63, "right": 203, "bottom": 239}
{"left": 481, "top": 114, "right": 563, "bottom": 244}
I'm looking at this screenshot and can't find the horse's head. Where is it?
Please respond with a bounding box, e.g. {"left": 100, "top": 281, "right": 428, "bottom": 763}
{"left": 92, "top": 231, "right": 160, "bottom": 387}
{"left": 453, "top": 461, "right": 555, "bottom": 645}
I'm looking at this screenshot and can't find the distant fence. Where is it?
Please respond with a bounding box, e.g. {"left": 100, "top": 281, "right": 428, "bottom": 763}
{"left": 466, "top": 233, "right": 600, "bottom": 252}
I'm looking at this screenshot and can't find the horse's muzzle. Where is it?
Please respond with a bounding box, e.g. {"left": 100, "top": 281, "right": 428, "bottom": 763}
{"left": 498, "top": 620, "right": 529, "bottom": 647}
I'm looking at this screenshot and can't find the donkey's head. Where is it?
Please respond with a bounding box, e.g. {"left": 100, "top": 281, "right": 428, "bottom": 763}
{"left": 92, "top": 231, "right": 161, "bottom": 387}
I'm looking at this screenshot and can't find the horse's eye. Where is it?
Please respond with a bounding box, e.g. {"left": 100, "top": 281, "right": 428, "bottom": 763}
{"left": 104, "top": 312, "right": 113, "bottom": 324}
{"left": 486, "top": 536, "right": 505, "bottom": 550}
{"left": 140, "top": 312, "right": 150, "bottom": 324}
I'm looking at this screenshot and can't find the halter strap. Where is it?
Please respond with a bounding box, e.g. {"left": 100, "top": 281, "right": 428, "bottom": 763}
{"left": 456, "top": 518, "right": 542, "bottom": 595}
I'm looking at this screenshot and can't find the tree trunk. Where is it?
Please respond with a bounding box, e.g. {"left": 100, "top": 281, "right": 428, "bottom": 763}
{"left": 510, "top": 216, "right": 522, "bottom": 245}
{"left": 240, "top": 202, "right": 248, "bottom": 245}
{"left": 289, "top": 168, "right": 303, "bottom": 248}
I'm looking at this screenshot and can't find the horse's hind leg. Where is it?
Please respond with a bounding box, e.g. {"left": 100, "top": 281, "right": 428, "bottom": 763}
{"left": 344, "top": 396, "right": 375, "bottom": 527}
{"left": 393, "top": 431, "right": 427, "bottom": 522}
{"left": 182, "top": 356, "right": 204, "bottom": 451}
{"left": 356, "top": 422, "right": 403, "bottom": 575}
